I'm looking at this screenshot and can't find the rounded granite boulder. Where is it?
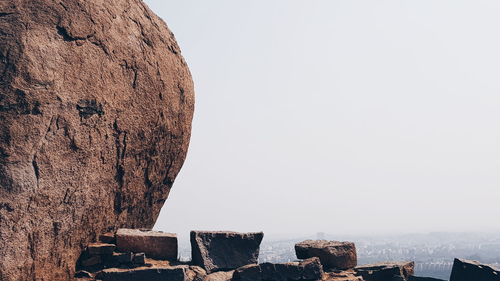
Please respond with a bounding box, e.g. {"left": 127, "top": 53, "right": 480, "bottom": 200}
{"left": 0, "top": 0, "right": 194, "bottom": 280}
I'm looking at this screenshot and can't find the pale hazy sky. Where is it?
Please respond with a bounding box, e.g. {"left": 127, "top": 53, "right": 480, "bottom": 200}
{"left": 146, "top": 0, "right": 500, "bottom": 237}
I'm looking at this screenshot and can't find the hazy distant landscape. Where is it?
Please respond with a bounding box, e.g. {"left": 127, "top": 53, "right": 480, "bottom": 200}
{"left": 178, "top": 232, "right": 500, "bottom": 280}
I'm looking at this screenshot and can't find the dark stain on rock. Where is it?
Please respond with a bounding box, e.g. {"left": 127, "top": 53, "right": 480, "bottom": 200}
{"left": 76, "top": 99, "right": 104, "bottom": 119}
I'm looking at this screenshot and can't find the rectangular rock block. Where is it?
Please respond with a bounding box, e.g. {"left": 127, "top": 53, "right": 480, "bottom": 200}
{"left": 295, "top": 240, "right": 357, "bottom": 270}
{"left": 95, "top": 267, "right": 187, "bottom": 281}
{"left": 116, "top": 228, "right": 177, "bottom": 260}
{"left": 87, "top": 243, "right": 116, "bottom": 256}
{"left": 355, "top": 261, "right": 414, "bottom": 281}
{"left": 232, "top": 257, "right": 323, "bottom": 281}
{"left": 190, "top": 231, "right": 264, "bottom": 273}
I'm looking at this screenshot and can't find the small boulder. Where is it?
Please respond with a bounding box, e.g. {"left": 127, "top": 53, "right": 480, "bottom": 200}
{"left": 100, "top": 233, "right": 117, "bottom": 244}
{"left": 232, "top": 257, "right": 323, "bottom": 281}
{"left": 233, "top": 264, "right": 262, "bottom": 281}
{"left": 449, "top": 258, "right": 500, "bottom": 281}
{"left": 95, "top": 266, "right": 187, "bottom": 281}
{"left": 87, "top": 243, "right": 116, "bottom": 256}
{"left": 355, "top": 262, "right": 414, "bottom": 281}
{"left": 132, "top": 253, "right": 146, "bottom": 265}
{"left": 295, "top": 240, "right": 357, "bottom": 270}
{"left": 190, "top": 231, "right": 264, "bottom": 272}
{"left": 80, "top": 255, "right": 102, "bottom": 267}
{"left": 116, "top": 229, "right": 178, "bottom": 260}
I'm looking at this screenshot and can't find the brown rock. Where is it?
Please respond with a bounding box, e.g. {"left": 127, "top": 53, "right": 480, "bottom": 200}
{"left": 233, "top": 257, "right": 323, "bottom": 281}
{"left": 204, "top": 271, "right": 234, "bottom": 281}
{"left": 87, "top": 243, "right": 116, "bottom": 256}
{"left": 132, "top": 253, "right": 146, "bottom": 265}
{"left": 96, "top": 266, "right": 188, "bottom": 281}
{"left": 295, "top": 240, "right": 357, "bottom": 270}
{"left": 100, "top": 233, "right": 117, "bottom": 244}
{"left": 0, "top": 0, "right": 194, "bottom": 279}
{"left": 191, "top": 231, "right": 264, "bottom": 273}
{"left": 355, "top": 262, "right": 414, "bottom": 281}
{"left": 233, "top": 264, "right": 262, "bottom": 281}
{"left": 322, "top": 271, "right": 364, "bottom": 281}
{"left": 80, "top": 255, "right": 102, "bottom": 267}
{"left": 116, "top": 228, "right": 178, "bottom": 260}
{"left": 449, "top": 258, "right": 500, "bottom": 281}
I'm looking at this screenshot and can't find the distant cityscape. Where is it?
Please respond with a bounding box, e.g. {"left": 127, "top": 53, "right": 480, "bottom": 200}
{"left": 179, "top": 232, "right": 500, "bottom": 280}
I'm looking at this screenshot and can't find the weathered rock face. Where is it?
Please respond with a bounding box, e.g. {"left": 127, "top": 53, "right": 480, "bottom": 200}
{"left": 191, "top": 231, "right": 264, "bottom": 273}
{"left": 0, "top": 0, "right": 194, "bottom": 280}
{"left": 449, "top": 258, "right": 500, "bottom": 281}
{"left": 295, "top": 240, "right": 357, "bottom": 270}
{"left": 408, "top": 276, "right": 445, "bottom": 281}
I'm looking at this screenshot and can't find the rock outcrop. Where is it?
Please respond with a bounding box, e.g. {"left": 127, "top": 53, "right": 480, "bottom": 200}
{"left": 295, "top": 240, "right": 357, "bottom": 270}
{"left": 449, "top": 258, "right": 500, "bottom": 281}
{"left": 191, "top": 231, "right": 264, "bottom": 273}
{"left": 0, "top": 0, "right": 194, "bottom": 279}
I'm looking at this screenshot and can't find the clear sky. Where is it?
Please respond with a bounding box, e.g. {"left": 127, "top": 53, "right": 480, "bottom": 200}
{"left": 146, "top": 0, "right": 500, "bottom": 237}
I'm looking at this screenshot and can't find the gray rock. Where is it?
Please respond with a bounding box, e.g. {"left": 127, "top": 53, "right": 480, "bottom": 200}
{"left": 116, "top": 229, "right": 177, "bottom": 260}
{"left": 190, "top": 231, "right": 263, "bottom": 272}
{"left": 449, "top": 258, "right": 500, "bottom": 281}
{"left": 295, "top": 240, "right": 357, "bottom": 270}
{"left": 355, "top": 261, "right": 414, "bottom": 281}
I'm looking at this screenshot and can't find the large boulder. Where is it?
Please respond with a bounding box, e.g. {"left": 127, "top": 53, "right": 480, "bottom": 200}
{"left": 191, "top": 231, "right": 264, "bottom": 273}
{"left": 116, "top": 228, "right": 178, "bottom": 260}
{"left": 355, "top": 262, "right": 415, "bottom": 281}
{"left": 295, "top": 240, "right": 357, "bottom": 270}
{"left": 0, "top": 0, "right": 194, "bottom": 280}
{"left": 449, "top": 258, "right": 500, "bottom": 281}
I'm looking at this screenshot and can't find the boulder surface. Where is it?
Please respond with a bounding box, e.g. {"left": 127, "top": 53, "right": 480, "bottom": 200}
{"left": 0, "top": 0, "right": 194, "bottom": 280}
{"left": 295, "top": 240, "right": 357, "bottom": 270}
{"left": 116, "top": 228, "right": 178, "bottom": 260}
{"left": 191, "top": 231, "right": 264, "bottom": 273}
{"left": 355, "top": 262, "right": 414, "bottom": 281}
{"left": 449, "top": 258, "right": 500, "bottom": 281}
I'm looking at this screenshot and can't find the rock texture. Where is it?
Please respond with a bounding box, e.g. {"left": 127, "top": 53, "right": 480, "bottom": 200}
{"left": 0, "top": 0, "right": 194, "bottom": 280}
{"left": 116, "top": 228, "right": 178, "bottom": 260}
{"left": 191, "top": 231, "right": 264, "bottom": 273}
{"left": 355, "top": 262, "right": 414, "bottom": 281}
{"left": 295, "top": 240, "right": 357, "bottom": 270}
{"left": 408, "top": 277, "right": 445, "bottom": 281}
{"left": 232, "top": 257, "right": 324, "bottom": 281}
{"left": 322, "top": 271, "right": 364, "bottom": 281}
{"left": 449, "top": 258, "right": 500, "bottom": 281}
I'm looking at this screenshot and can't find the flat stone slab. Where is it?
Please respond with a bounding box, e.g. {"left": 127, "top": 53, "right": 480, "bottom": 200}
{"left": 232, "top": 257, "right": 323, "bottom": 281}
{"left": 355, "top": 261, "right": 414, "bottom": 281}
{"left": 87, "top": 243, "right": 116, "bottom": 255}
{"left": 190, "top": 231, "right": 264, "bottom": 272}
{"left": 116, "top": 229, "right": 178, "bottom": 260}
{"left": 295, "top": 240, "right": 357, "bottom": 270}
{"left": 408, "top": 277, "right": 446, "bottom": 281}
{"left": 95, "top": 266, "right": 187, "bottom": 281}
{"left": 449, "top": 258, "right": 500, "bottom": 281}
{"left": 205, "top": 270, "right": 235, "bottom": 281}
{"left": 322, "top": 271, "right": 364, "bottom": 281}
